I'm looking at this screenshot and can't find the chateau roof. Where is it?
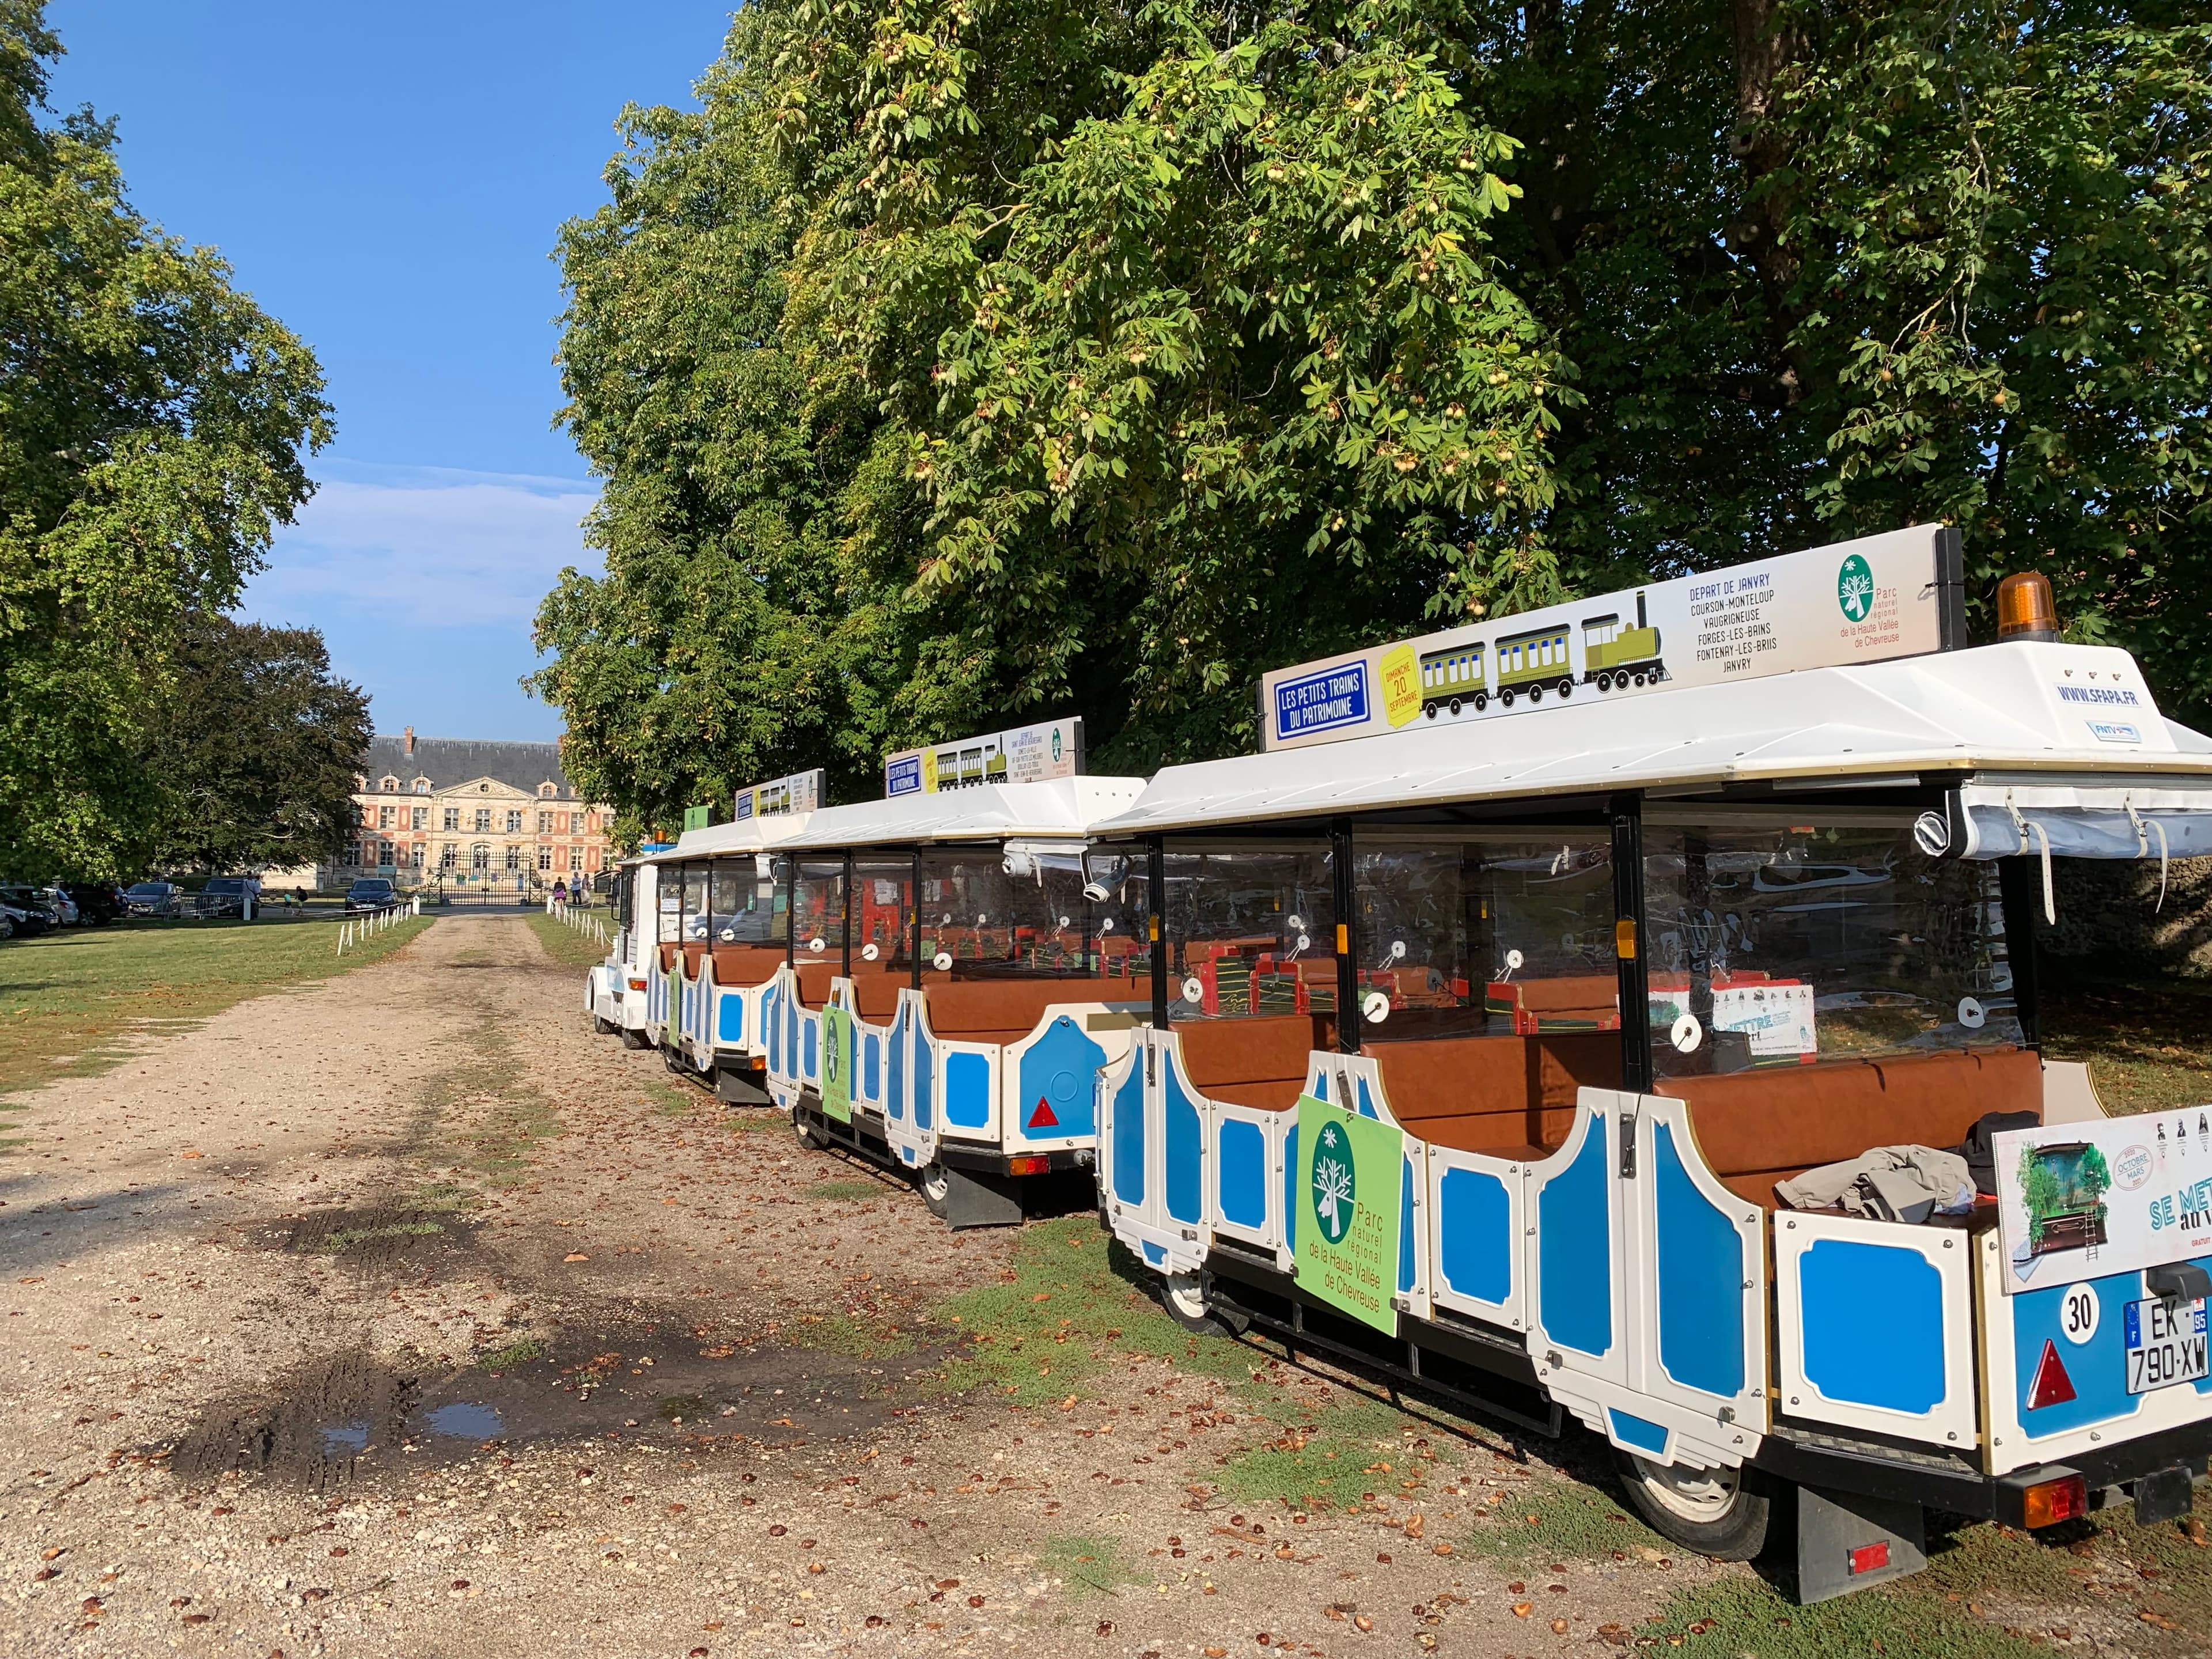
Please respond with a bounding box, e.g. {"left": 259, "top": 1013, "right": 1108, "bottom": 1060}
{"left": 361, "top": 734, "right": 580, "bottom": 798}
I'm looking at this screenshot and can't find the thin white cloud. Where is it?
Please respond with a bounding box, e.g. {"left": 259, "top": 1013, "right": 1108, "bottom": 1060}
{"left": 244, "top": 457, "right": 603, "bottom": 632}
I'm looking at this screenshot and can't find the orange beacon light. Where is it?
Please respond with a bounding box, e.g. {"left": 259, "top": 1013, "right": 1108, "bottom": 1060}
{"left": 1995, "top": 571, "right": 2060, "bottom": 642}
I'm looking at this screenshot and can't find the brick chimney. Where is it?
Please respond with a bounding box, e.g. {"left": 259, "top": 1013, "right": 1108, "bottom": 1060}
{"left": 403, "top": 726, "right": 416, "bottom": 755}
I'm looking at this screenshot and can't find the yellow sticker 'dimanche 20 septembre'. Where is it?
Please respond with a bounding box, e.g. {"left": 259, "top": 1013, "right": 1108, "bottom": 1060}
{"left": 1377, "top": 642, "right": 1422, "bottom": 728}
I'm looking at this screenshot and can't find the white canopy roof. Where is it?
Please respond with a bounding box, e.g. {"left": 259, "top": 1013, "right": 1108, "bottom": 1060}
{"left": 780, "top": 776, "right": 1145, "bottom": 852}
{"left": 1096, "top": 641, "right": 2212, "bottom": 836}
{"left": 642, "top": 811, "right": 816, "bottom": 866}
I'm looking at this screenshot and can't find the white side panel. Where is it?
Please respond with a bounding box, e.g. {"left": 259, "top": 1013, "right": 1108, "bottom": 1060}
{"left": 1425, "top": 1145, "right": 1530, "bottom": 1335}
{"left": 1775, "top": 1210, "right": 1977, "bottom": 1451}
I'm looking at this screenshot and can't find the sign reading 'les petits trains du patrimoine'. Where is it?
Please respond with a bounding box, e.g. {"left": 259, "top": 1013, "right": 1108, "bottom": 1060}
{"left": 733, "top": 768, "right": 824, "bottom": 822}
{"left": 883, "top": 717, "right": 1085, "bottom": 798}
{"left": 1259, "top": 525, "right": 1959, "bottom": 752}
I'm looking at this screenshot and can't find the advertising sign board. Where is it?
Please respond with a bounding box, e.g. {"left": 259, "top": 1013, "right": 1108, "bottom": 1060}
{"left": 1294, "top": 1095, "right": 1405, "bottom": 1334}
{"left": 1257, "top": 525, "right": 1960, "bottom": 752}
{"left": 733, "top": 768, "right": 824, "bottom": 823}
{"left": 1995, "top": 1113, "right": 2212, "bottom": 1292}
{"left": 882, "top": 717, "right": 1085, "bottom": 798}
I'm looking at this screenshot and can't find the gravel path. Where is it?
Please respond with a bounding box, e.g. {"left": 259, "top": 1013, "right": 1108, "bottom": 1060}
{"left": 0, "top": 915, "right": 1722, "bottom": 1657}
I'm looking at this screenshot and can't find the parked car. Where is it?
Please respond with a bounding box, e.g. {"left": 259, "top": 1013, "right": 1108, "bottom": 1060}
{"left": 123, "top": 881, "right": 183, "bottom": 917}
{"left": 37, "top": 887, "right": 78, "bottom": 926}
{"left": 198, "top": 876, "right": 261, "bottom": 919}
{"left": 344, "top": 877, "right": 397, "bottom": 914}
{"left": 0, "top": 888, "right": 52, "bottom": 939}
{"left": 61, "top": 882, "right": 124, "bottom": 925}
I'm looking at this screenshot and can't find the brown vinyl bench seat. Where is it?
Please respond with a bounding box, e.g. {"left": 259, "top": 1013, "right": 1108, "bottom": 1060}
{"left": 709, "top": 944, "right": 790, "bottom": 988}
{"left": 921, "top": 976, "right": 1119, "bottom": 1045}
{"left": 658, "top": 942, "right": 681, "bottom": 973}
{"left": 1365, "top": 1033, "right": 1623, "bottom": 1157}
{"left": 1656, "top": 1046, "right": 2041, "bottom": 1210}
{"left": 1174, "top": 1015, "right": 1332, "bottom": 1112}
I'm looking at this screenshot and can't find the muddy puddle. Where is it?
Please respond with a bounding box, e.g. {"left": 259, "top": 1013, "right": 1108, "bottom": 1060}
{"left": 263, "top": 1203, "right": 482, "bottom": 1272}
{"left": 165, "top": 1323, "right": 933, "bottom": 1493}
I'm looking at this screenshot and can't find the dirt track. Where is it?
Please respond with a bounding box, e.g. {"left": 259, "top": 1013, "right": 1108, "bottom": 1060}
{"left": 3, "top": 916, "right": 2196, "bottom": 1658}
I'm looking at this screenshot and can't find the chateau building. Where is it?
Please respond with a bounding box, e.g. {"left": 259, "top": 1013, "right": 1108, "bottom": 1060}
{"left": 335, "top": 729, "right": 618, "bottom": 893}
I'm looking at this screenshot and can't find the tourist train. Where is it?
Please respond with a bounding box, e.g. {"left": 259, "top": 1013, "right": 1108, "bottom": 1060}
{"left": 586, "top": 526, "right": 2212, "bottom": 1601}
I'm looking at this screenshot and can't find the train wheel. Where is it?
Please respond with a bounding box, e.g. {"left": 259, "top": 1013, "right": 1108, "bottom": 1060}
{"left": 919, "top": 1162, "right": 953, "bottom": 1219}
{"left": 1472, "top": 691, "right": 1488, "bottom": 711}
{"left": 1632, "top": 671, "right": 1647, "bottom": 688}
{"left": 1558, "top": 677, "right": 1574, "bottom": 699}
{"left": 1498, "top": 689, "right": 1514, "bottom": 708}
{"left": 1528, "top": 684, "right": 1543, "bottom": 703}
{"left": 1612, "top": 1451, "right": 1774, "bottom": 1562}
{"left": 1160, "top": 1272, "right": 1242, "bottom": 1337}
{"left": 795, "top": 1112, "right": 828, "bottom": 1152}
{"left": 1423, "top": 703, "right": 1439, "bottom": 719}
{"left": 1448, "top": 696, "right": 1463, "bottom": 716}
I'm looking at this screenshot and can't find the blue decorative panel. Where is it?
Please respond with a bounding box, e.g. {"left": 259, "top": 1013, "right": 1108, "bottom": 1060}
{"left": 803, "top": 1016, "right": 818, "bottom": 1081}
{"left": 1399, "top": 1156, "right": 1415, "bottom": 1294}
{"left": 1537, "top": 1112, "right": 1613, "bottom": 1358}
{"left": 1283, "top": 1124, "right": 1298, "bottom": 1251}
{"left": 764, "top": 987, "right": 782, "bottom": 1073}
{"left": 1164, "top": 1062, "right": 1202, "bottom": 1225}
{"left": 1217, "top": 1119, "right": 1266, "bottom": 1229}
{"left": 863, "top": 1032, "right": 881, "bottom": 1100}
{"left": 2008, "top": 1264, "right": 2179, "bottom": 1437}
{"left": 945, "top": 1052, "right": 991, "bottom": 1128}
{"left": 887, "top": 1010, "right": 906, "bottom": 1121}
{"left": 1607, "top": 1408, "right": 1669, "bottom": 1456}
{"left": 1439, "top": 1167, "right": 1513, "bottom": 1306}
{"left": 1017, "top": 1017, "right": 1105, "bottom": 1141}
{"left": 1142, "top": 1240, "right": 1166, "bottom": 1267}
{"left": 1111, "top": 1062, "right": 1146, "bottom": 1206}
{"left": 1653, "top": 1123, "right": 1745, "bottom": 1400}
{"left": 915, "top": 1033, "right": 934, "bottom": 1130}
{"left": 1359, "top": 1077, "right": 1380, "bottom": 1122}
{"left": 1799, "top": 1240, "right": 1945, "bottom": 1414}
{"left": 718, "top": 992, "right": 745, "bottom": 1045}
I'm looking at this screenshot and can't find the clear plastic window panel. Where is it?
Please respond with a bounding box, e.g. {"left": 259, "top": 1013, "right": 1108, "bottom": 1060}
{"left": 709, "top": 857, "right": 783, "bottom": 944}
{"left": 1354, "top": 830, "right": 1617, "bottom": 1041}
{"left": 657, "top": 869, "right": 683, "bottom": 942}
{"left": 916, "top": 842, "right": 1132, "bottom": 981}
{"left": 1162, "top": 842, "right": 1335, "bottom": 1021}
{"left": 680, "top": 865, "right": 709, "bottom": 942}
{"left": 1642, "top": 810, "right": 2021, "bottom": 1077}
{"left": 853, "top": 858, "right": 915, "bottom": 968}
{"left": 793, "top": 860, "right": 847, "bottom": 960}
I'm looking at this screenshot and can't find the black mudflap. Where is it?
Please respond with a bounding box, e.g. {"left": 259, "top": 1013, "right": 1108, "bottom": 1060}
{"left": 935, "top": 1164, "right": 1025, "bottom": 1230}
{"left": 714, "top": 1066, "right": 771, "bottom": 1106}
{"left": 2133, "top": 1464, "right": 2196, "bottom": 1526}
{"left": 1796, "top": 1484, "right": 1927, "bottom": 1604}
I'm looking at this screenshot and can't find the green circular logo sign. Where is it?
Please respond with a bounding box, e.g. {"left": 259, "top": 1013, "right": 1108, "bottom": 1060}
{"left": 1051, "top": 728, "right": 1063, "bottom": 762}
{"left": 1837, "top": 554, "right": 1876, "bottom": 623}
{"left": 1310, "top": 1119, "right": 1357, "bottom": 1244}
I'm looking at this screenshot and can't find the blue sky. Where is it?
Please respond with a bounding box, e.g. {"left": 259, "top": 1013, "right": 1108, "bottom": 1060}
{"left": 46, "top": 2, "right": 737, "bottom": 740}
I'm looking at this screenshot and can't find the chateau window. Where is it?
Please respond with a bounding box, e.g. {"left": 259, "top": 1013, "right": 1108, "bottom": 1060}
{"left": 504, "top": 846, "right": 522, "bottom": 872}
{"left": 505, "top": 810, "right": 523, "bottom": 834}
{"left": 413, "top": 778, "right": 431, "bottom": 794}
{"left": 569, "top": 847, "right": 583, "bottom": 872}
{"left": 380, "top": 776, "right": 398, "bottom": 793}
{"left": 409, "top": 844, "right": 426, "bottom": 869}
{"left": 537, "top": 848, "right": 553, "bottom": 872}
{"left": 471, "top": 844, "right": 490, "bottom": 872}
{"left": 378, "top": 806, "right": 394, "bottom": 830}
{"left": 377, "top": 839, "right": 395, "bottom": 866}
{"left": 537, "top": 812, "right": 552, "bottom": 835}
{"left": 474, "top": 809, "right": 491, "bottom": 833}
{"left": 411, "top": 808, "right": 427, "bottom": 831}
{"left": 569, "top": 812, "right": 582, "bottom": 835}
{"left": 443, "top": 807, "right": 460, "bottom": 831}
{"left": 440, "top": 845, "right": 456, "bottom": 872}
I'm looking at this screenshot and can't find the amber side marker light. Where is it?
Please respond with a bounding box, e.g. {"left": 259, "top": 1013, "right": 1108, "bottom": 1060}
{"left": 1997, "top": 571, "right": 2061, "bottom": 642}
{"left": 2020, "top": 1472, "right": 2088, "bottom": 1529}
{"left": 1007, "top": 1155, "right": 1052, "bottom": 1176}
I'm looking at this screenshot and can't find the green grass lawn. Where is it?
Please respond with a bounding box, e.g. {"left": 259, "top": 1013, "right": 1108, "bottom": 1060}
{"left": 525, "top": 909, "right": 613, "bottom": 969}
{"left": 0, "top": 915, "right": 434, "bottom": 1103}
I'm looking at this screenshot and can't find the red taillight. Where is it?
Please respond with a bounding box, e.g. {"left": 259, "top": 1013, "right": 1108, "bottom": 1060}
{"left": 2021, "top": 1474, "right": 2088, "bottom": 1529}
{"left": 1008, "top": 1155, "right": 1051, "bottom": 1176}
{"left": 1847, "top": 1540, "right": 1889, "bottom": 1575}
{"left": 627, "top": 978, "right": 646, "bottom": 991}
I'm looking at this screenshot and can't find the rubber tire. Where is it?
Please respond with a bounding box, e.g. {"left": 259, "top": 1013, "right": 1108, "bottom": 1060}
{"left": 1612, "top": 1450, "right": 1773, "bottom": 1562}
{"left": 621, "top": 1028, "right": 651, "bottom": 1050}
{"left": 0, "top": 914, "right": 13, "bottom": 941}
{"left": 919, "top": 1161, "right": 952, "bottom": 1220}
{"left": 1159, "top": 1271, "right": 1238, "bottom": 1337}
{"left": 795, "top": 1113, "right": 828, "bottom": 1152}
{"left": 593, "top": 1016, "right": 617, "bottom": 1036}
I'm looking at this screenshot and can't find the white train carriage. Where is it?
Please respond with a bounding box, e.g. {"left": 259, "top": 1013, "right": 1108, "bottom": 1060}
{"left": 589, "top": 855, "right": 662, "bottom": 1048}
{"left": 637, "top": 809, "right": 816, "bottom": 1101}
{"left": 758, "top": 774, "right": 1149, "bottom": 1227}
{"left": 1096, "top": 562, "right": 2212, "bottom": 1600}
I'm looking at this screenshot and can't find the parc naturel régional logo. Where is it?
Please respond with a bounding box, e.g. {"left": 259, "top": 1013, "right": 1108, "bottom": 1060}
{"left": 1837, "top": 553, "right": 1876, "bottom": 623}
{"left": 1311, "top": 1119, "right": 1357, "bottom": 1244}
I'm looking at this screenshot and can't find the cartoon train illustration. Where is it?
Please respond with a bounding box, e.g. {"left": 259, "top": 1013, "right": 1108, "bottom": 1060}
{"left": 1582, "top": 592, "right": 1666, "bottom": 691}
{"left": 1418, "top": 593, "right": 1667, "bottom": 717}
{"left": 935, "top": 744, "right": 1012, "bottom": 789}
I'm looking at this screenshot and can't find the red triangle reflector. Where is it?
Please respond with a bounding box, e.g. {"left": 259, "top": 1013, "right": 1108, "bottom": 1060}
{"left": 1028, "top": 1097, "right": 1059, "bottom": 1129}
{"left": 2026, "top": 1339, "right": 2077, "bottom": 1410}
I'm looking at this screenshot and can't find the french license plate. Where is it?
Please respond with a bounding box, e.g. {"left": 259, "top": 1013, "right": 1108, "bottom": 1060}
{"left": 2124, "top": 1297, "right": 2209, "bottom": 1395}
